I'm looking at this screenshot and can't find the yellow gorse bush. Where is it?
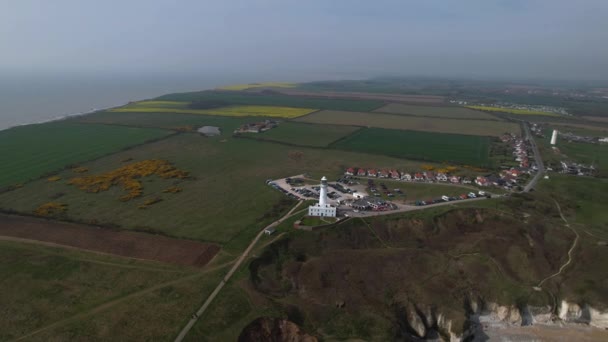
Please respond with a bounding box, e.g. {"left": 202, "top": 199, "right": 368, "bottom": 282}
{"left": 69, "top": 160, "right": 189, "bottom": 201}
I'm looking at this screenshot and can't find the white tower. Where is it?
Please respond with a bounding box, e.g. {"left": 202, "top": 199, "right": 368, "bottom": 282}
{"left": 319, "top": 176, "right": 328, "bottom": 206}
{"left": 550, "top": 129, "right": 558, "bottom": 145}
{"left": 307, "top": 176, "right": 337, "bottom": 218}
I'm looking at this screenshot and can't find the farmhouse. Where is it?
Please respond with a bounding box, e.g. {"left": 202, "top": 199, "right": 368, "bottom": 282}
{"left": 235, "top": 119, "right": 278, "bottom": 133}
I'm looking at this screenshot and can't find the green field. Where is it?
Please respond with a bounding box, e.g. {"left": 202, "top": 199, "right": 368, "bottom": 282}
{"left": 241, "top": 122, "right": 360, "bottom": 147}
{"left": 155, "top": 91, "right": 384, "bottom": 112}
{"left": 375, "top": 103, "right": 498, "bottom": 120}
{"left": 296, "top": 110, "right": 520, "bottom": 137}
{"left": 0, "top": 133, "right": 430, "bottom": 243}
{"left": 331, "top": 128, "right": 491, "bottom": 166}
{"left": 75, "top": 111, "right": 258, "bottom": 133}
{"left": 0, "top": 122, "right": 171, "bottom": 188}
{"left": 0, "top": 239, "right": 229, "bottom": 341}
{"left": 465, "top": 105, "right": 561, "bottom": 116}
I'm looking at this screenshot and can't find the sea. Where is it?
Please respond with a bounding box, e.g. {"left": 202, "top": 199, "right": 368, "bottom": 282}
{"left": 0, "top": 70, "right": 362, "bottom": 131}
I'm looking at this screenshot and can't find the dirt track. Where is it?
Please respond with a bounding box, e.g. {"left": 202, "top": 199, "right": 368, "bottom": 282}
{"left": 0, "top": 214, "right": 219, "bottom": 267}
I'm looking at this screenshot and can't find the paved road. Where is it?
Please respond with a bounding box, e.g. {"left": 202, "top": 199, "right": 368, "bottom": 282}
{"left": 173, "top": 200, "right": 303, "bottom": 342}
{"left": 522, "top": 122, "right": 545, "bottom": 192}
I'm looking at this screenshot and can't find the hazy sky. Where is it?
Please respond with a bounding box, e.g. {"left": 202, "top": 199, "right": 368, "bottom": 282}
{"left": 2, "top": 0, "right": 608, "bottom": 81}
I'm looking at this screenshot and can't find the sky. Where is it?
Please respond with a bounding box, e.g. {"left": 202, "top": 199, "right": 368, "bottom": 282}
{"left": 2, "top": 0, "right": 608, "bottom": 81}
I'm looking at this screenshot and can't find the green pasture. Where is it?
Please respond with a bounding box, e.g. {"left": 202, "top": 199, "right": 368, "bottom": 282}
{"left": 330, "top": 128, "right": 491, "bottom": 167}
{"left": 0, "top": 122, "right": 171, "bottom": 188}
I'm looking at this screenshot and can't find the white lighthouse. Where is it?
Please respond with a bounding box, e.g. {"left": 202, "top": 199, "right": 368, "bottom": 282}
{"left": 550, "top": 129, "right": 558, "bottom": 145}
{"left": 308, "top": 176, "right": 337, "bottom": 217}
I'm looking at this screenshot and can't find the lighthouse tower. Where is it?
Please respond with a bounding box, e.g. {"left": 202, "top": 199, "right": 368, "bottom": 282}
{"left": 307, "top": 176, "right": 337, "bottom": 217}
{"left": 319, "top": 176, "right": 328, "bottom": 206}
{"left": 550, "top": 129, "right": 558, "bottom": 145}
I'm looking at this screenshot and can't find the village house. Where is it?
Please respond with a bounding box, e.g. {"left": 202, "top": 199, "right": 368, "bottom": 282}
{"left": 414, "top": 172, "right": 424, "bottom": 181}
{"left": 368, "top": 169, "right": 378, "bottom": 177}
{"left": 378, "top": 170, "right": 389, "bottom": 178}
{"left": 461, "top": 177, "right": 472, "bottom": 184}
{"left": 475, "top": 176, "right": 490, "bottom": 187}
{"left": 390, "top": 170, "right": 400, "bottom": 180}
{"left": 345, "top": 167, "right": 355, "bottom": 176}
{"left": 436, "top": 172, "right": 448, "bottom": 182}
{"left": 357, "top": 168, "right": 367, "bottom": 177}
{"left": 450, "top": 175, "right": 460, "bottom": 184}
{"left": 401, "top": 172, "right": 412, "bottom": 181}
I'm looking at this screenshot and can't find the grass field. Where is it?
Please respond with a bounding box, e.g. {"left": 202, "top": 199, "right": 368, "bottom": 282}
{"left": 217, "top": 82, "right": 296, "bottom": 91}
{"left": 330, "top": 128, "right": 491, "bottom": 166}
{"left": 155, "top": 91, "right": 385, "bottom": 112}
{"left": 75, "top": 111, "right": 258, "bottom": 133}
{"left": 0, "top": 239, "right": 207, "bottom": 341}
{"left": 466, "top": 105, "right": 561, "bottom": 117}
{"left": 241, "top": 122, "right": 360, "bottom": 147}
{"left": 375, "top": 103, "right": 498, "bottom": 120}
{"left": 111, "top": 101, "right": 315, "bottom": 118}
{"left": 296, "top": 110, "right": 520, "bottom": 137}
{"left": 0, "top": 134, "right": 430, "bottom": 243}
{"left": 0, "top": 122, "right": 171, "bottom": 188}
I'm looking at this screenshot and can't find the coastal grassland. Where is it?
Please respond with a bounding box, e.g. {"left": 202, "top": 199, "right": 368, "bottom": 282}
{"left": 197, "top": 193, "right": 574, "bottom": 341}
{"left": 330, "top": 128, "right": 491, "bottom": 166}
{"left": 465, "top": 105, "right": 561, "bottom": 117}
{"left": 295, "top": 110, "right": 520, "bottom": 137}
{"left": 0, "top": 134, "right": 429, "bottom": 243}
{"left": 240, "top": 122, "right": 361, "bottom": 147}
{"left": 537, "top": 175, "right": 608, "bottom": 234}
{"left": 155, "top": 91, "right": 385, "bottom": 112}
{"left": 0, "top": 122, "right": 171, "bottom": 188}
{"left": 217, "top": 82, "right": 296, "bottom": 91}
{"left": 0, "top": 239, "right": 207, "bottom": 341}
{"left": 111, "top": 101, "right": 315, "bottom": 118}
{"left": 74, "top": 111, "right": 259, "bottom": 133}
{"left": 375, "top": 103, "right": 498, "bottom": 120}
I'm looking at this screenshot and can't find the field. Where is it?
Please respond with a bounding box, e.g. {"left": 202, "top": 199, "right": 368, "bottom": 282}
{"left": 0, "top": 214, "right": 219, "bottom": 266}
{"left": 296, "top": 110, "right": 520, "bottom": 137}
{"left": 0, "top": 133, "right": 430, "bottom": 243}
{"left": 111, "top": 101, "right": 315, "bottom": 118}
{"left": 465, "top": 105, "right": 561, "bottom": 117}
{"left": 75, "top": 111, "right": 258, "bottom": 132}
{"left": 217, "top": 82, "right": 296, "bottom": 91}
{"left": 155, "top": 91, "right": 385, "bottom": 112}
{"left": 0, "top": 122, "right": 171, "bottom": 188}
{"left": 331, "top": 128, "right": 491, "bottom": 166}
{"left": 374, "top": 103, "right": 498, "bottom": 119}
{"left": 0, "top": 238, "right": 230, "bottom": 341}
{"left": 241, "top": 122, "right": 360, "bottom": 147}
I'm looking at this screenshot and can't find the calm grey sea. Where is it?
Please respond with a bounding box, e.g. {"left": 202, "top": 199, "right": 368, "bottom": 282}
{"left": 0, "top": 71, "right": 360, "bottom": 131}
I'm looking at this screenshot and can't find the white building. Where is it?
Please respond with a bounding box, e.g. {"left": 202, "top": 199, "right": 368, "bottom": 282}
{"left": 550, "top": 129, "right": 558, "bottom": 145}
{"left": 308, "top": 176, "right": 337, "bottom": 217}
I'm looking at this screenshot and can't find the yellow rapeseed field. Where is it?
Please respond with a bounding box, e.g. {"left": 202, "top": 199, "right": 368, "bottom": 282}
{"left": 216, "top": 82, "right": 297, "bottom": 91}
{"left": 111, "top": 102, "right": 315, "bottom": 118}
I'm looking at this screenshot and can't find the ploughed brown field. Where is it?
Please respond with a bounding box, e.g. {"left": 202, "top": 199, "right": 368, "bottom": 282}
{"left": 0, "top": 214, "right": 219, "bottom": 267}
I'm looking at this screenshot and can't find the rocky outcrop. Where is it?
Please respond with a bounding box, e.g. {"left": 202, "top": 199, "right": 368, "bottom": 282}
{"left": 238, "top": 317, "right": 318, "bottom": 342}
{"left": 559, "top": 301, "right": 608, "bottom": 329}
{"left": 397, "top": 299, "right": 608, "bottom": 341}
